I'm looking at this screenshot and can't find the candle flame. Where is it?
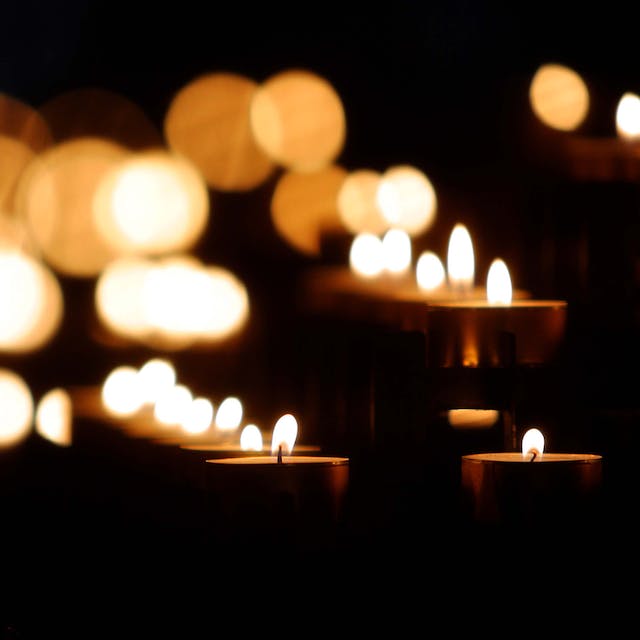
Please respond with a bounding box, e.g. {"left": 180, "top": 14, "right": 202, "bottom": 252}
{"left": 349, "top": 232, "right": 384, "bottom": 278}
{"left": 616, "top": 92, "right": 640, "bottom": 140}
{"left": 381, "top": 228, "right": 412, "bottom": 274}
{"left": 521, "top": 428, "right": 545, "bottom": 458}
{"left": 486, "top": 258, "right": 512, "bottom": 304}
{"left": 240, "top": 423, "right": 263, "bottom": 451}
{"left": 416, "top": 250, "right": 445, "bottom": 291}
{"left": 447, "top": 224, "right": 474, "bottom": 291}
{"left": 271, "top": 413, "right": 298, "bottom": 455}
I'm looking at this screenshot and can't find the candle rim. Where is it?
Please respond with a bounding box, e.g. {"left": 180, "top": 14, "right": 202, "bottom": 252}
{"left": 206, "top": 455, "right": 349, "bottom": 466}
{"left": 462, "top": 452, "right": 602, "bottom": 463}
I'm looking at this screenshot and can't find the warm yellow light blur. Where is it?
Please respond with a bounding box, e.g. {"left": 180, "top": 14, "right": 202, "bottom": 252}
{"left": 529, "top": 63, "right": 589, "bottom": 131}
{"left": 101, "top": 365, "right": 143, "bottom": 418}
{"left": 93, "top": 150, "right": 209, "bottom": 256}
{"left": 416, "top": 251, "right": 445, "bottom": 291}
{"left": 250, "top": 69, "right": 346, "bottom": 172}
{"left": 616, "top": 92, "right": 640, "bottom": 140}
{"left": 214, "top": 396, "right": 243, "bottom": 431}
{"left": 447, "top": 409, "right": 500, "bottom": 429}
{"left": 181, "top": 397, "right": 214, "bottom": 435}
{"left": 0, "top": 369, "right": 33, "bottom": 448}
{"left": 136, "top": 358, "right": 176, "bottom": 405}
{"left": 164, "top": 72, "right": 275, "bottom": 191}
{"left": 381, "top": 228, "right": 411, "bottom": 274}
{"left": 154, "top": 384, "right": 193, "bottom": 427}
{"left": 0, "top": 248, "right": 64, "bottom": 353}
{"left": 240, "top": 424, "right": 263, "bottom": 451}
{"left": 0, "top": 135, "right": 35, "bottom": 213}
{"left": 0, "top": 92, "right": 52, "bottom": 152}
{"left": 337, "top": 169, "right": 388, "bottom": 235}
{"left": 35, "top": 388, "right": 72, "bottom": 446}
{"left": 447, "top": 224, "right": 474, "bottom": 291}
{"left": 349, "top": 232, "right": 384, "bottom": 278}
{"left": 270, "top": 165, "right": 347, "bottom": 255}
{"left": 376, "top": 165, "right": 437, "bottom": 236}
{"left": 95, "top": 256, "right": 249, "bottom": 348}
{"left": 522, "top": 427, "right": 545, "bottom": 457}
{"left": 271, "top": 413, "right": 298, "bottom": 455}
{"left": 14, "top": 137, "right": 128, "bottom": 277}
{"left": 486, "top": 258, "right": 512, "bottom": 304}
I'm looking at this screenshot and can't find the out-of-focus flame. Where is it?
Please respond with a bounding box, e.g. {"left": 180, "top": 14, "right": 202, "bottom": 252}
{"left": 214, "top": 396, "right": 243, "bottom": 431}
{"left": 616, "top": 92, "right": 640, "bottom": 140}
{"left": 35, "top": 388, "right": 72, "bottom": 446}
{"left": 349, "top": 232, "right": 384, "bottom": 278}
{"left": 250, "top": 68, "right": 346, "bottom": 172}
{"left": 486, "top": 258, "right": 512, "bottom": 304}
{"left": 136, "top": 358, "right": 176, "bottom": 405}
{"left": 153, "top": 383, "right": 193, "bottom": 427}
{"left": 0, "top": 369, "right": 33, "bottom": 448}
{"left": 337, "top": 169, "right": 388, "bottom": 235}
{"left": 271, "top": 413, "right": 298, "bottom": 455}
{"left": 270, "top": 165, "right": 347, "bottom": 256}
{"left": 416, "top": 251, "right": 445, "bottom": 291}
{"left": 447, "top": 223, "right": 474, "bottom": 291}
{"left": 522, "top": 427, "right": 545, "bottom": 457}
{"left": 0, "top": 135, "right": 35, "bottom": 212}
{"left": 0, "top": 92, "right": 52, "bottom": 152}
{"left": 529, "top": 63, "right": 589, "bottom": 132}
{"left": 101, "top": 365, "right": 143, "bottom": 417}
{"left": 381, "top": 228, "right": 411, "bottom": 275}
{"left": 240, "top": 424, "right": 263, "bottom": 451}
{"left": 376, "top": 165, "right": 437, "bottom": 236}
{"left": 181, "top": 397, "right": 214, "bottom": 435}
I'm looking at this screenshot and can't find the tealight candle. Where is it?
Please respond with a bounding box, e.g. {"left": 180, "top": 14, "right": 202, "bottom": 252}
{"left": 460, "top": 428, "right": 603, "bottom": 528}
{"left": 205, "top": 414, "right": 349, "bottom": 552}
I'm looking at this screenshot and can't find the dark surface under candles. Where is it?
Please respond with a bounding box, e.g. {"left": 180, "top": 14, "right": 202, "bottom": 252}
{"left": 3, "top": 2, "right": 640, "bottom": 626}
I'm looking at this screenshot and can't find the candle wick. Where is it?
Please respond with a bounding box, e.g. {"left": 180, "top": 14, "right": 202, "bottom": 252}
{"left": 277, "top": 444, "right": 283, "bottom": 464}
{"left": 528, "top": 448, "right": 539, "bottom": 462}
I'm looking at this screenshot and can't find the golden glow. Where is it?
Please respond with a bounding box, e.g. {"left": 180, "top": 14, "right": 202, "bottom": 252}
{"left": 136, "top": 358, "right": 176, "bottom": 405}
{"left": 154, "top": 384, "right": 193, "bottom": 427}
{"left": 447, "top": 224, "right": 474, "bottom": 291}
{"left": 616, "top": 92, "right": 640, "bottom": 139}
{"left": 416, "top": 251, "right": 445, "bottom": 291}
{"left": 250, "top": 69, "right": 346, "bottom": 172}
{"left": 14, "top": 137, "right": 128, "bottom": 277}
{"left": 39, "top": 87, "right": 162, "bottom": 149}
{"left": 101, "top": 366, "right": 143, "bottom": 417}
{"left": 95, "top": 256, "right": 249, "bottom": 348}
{"left": 35, "top": 388, "right": 72, "bottom": 446}
{"left": 270, "top": 165, "right": 347, "bottom": 255}
{"left": 0, "top": 135, "right": 35, "bottom": 213}
{"left": 0, "top": 369, "right": 33, "bottom": 448}
{"left": 93, "top": 150, "right": 209, "bottom": 256}
{"left": 214, "top": 396, "right": 243, "bottom": 431}
{"left": 447, "top": 409, "right": 500, "bottom": 429}
{"left": 0, "top": 248, "right": 64, "bottom": 353}
{"left": 486, "top": 258, "right": 512, "bottom": 304}
{"left": 164, "top": 72, "right": 275, "bottom": 191}
{"left": 381, "top": 228, "right": 411, "bottom": 274}
{"left": 337, "top": 169, "right": 388, "bottom": 234}
{"left": 349, "top": 232, "right": 384, "bottom": 278}
{"left": 271, "top": 413, "right": 298, "bottom": 455}
{"left": 240, "top": 424, "right": 263, "bottom": 451}
{"left": 522, "top": 427, "right": 545, "bottom": 457}
{"left": 529, "top": 63, "right": 589, "bottom": 131}
{"left": 376, "top": 165, "right": 437, "bottom": 236}
{"left": 181, "top": 397, "right": 214, "bottom": 435}
{"left": 0, "top": 92, "right": 52, "bottom": 152}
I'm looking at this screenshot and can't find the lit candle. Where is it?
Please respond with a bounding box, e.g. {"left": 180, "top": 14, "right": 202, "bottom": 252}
{"left": 460, "top": 428, "right": 602, "bottom": 527}
{"left": 205, "top": 414, "right": 349, "bottom": 551}
{"left": 426, "top": 256, "right": 567, "bottom": 367}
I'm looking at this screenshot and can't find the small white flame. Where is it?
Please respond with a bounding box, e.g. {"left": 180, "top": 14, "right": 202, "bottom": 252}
{"left": 215, "top": 396, "right": 243, "bottom": 431}
{"left": 416, "top": 251, "right": 445, "bottom": 291}
{"left": 240, "top": 424, "right": 263, "bottom": 451}
{"left": 486, "top": 258, "right": 512, "bottom": 304}
{"left": 381, "top": 228, "right": 412, "bottom": 274}
{"left": 271, "top": 413, "right": 298, "bottom": 455}
{"left": 616, "top": 92, "right": 640, "bottom": 139}
{"left": 521, "top": 428, "right": 545, "bottom": 457}
{"left": 447, "top": 224, "right": 474, "bottom": 290}
{"left": 349, "top": 232, "right": 384, "bottom": 278}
